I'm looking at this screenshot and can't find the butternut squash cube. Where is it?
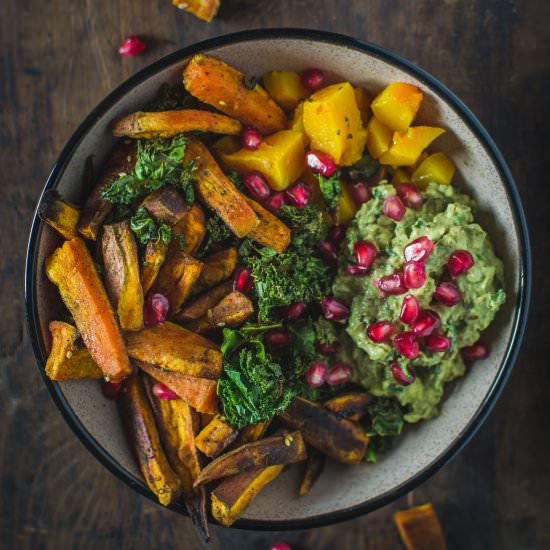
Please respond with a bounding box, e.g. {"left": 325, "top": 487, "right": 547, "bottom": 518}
{"left": 303, "top": 82, "right": 367, "bottom": 166}
{"left": 290, "top": 102, "right": 309, "bottom": 146}
{"left": 379, "top": 126, "right": 446, "bottom": 167}
{"left": 371, "top": 82, "right": 424, "bottom": 132}
{"left": 366, "top": 116, "right": 393, "bottom": 159}
{"left": 337, "top": 182, "right": 359, "bottom": 225}
{"left": 263, "top": 71, "right": 309, "bottom": 110}
{"left": 220, "top": 130, "right": 305, "bottom": 191}
{"left": 412, "top": 152, "right": 456, "bottom": 188}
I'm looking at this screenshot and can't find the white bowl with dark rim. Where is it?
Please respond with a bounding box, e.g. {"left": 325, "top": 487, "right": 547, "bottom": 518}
{"left": 25, "top": 29, "right": 531, "bottom": 529}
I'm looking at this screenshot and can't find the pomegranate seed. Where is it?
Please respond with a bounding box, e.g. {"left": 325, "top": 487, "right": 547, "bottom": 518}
{"left": 394, "top": 332, "right": 420, "bottom": 359}
{"left": 301, "top": 68, "right": 325, "bottom": 90}
{"left": 241, "top": 127, "right": 262, "bottom": 150}
{"left": 264, "top": 329, "right": 291, "bottom": 349}
{"left": 264, "top": 191, "right": 287, "bottom": 212}
{"left": 412, "top": 309, "right": 441, "bottom": 337}
{"left": 404, "top": 236, "right": 434, "bottom": 263}
{"left": 447, "top": 250, "right": 475, "bottom": 276}
{"left": 354, "top": 240, "right": 377, "bottom": 269}
{"left": 400, "top": 295, "right": 420, "bottom": 325}
{"left": 396, "top": 183, "right": 424, "bottom": 209}
{"left": 326, "top": 363, "right": 353, "bottom": 385}
{"left": 461, "top": 342, "right": 489, "bottom": 361}
{"left": 372, "top": 279, "right": 386, "bottom": 299}
{"left": 367, "top": 320, "right": 395, "bottom": 343}
{"left": 382, "top": 195, "right": 406, "bottom": 221}
{"left": 270, "top": 542, "right": 292, "bottom": 550}
{"left": 403, "top": 261, "right": 427, "bottom": 289}
{"left": 305, "top": 360, "right": 328, "bottom": 388}
{"left": 328, "top": 225, "right": 346, "bottom": 245}
{"left": 316, "top": 341, "right": 340, "bottom": 355}
{"left": 243, "top": 171, "right": 271, "bottom": 201}
{"left": 143, "top": 292, "right": 170, "bottom": 327}
{"left": 347, "top": 264, "right": 369, "bottom": 276}
{"left": 232, "top": 266, "right": 254, "bottom": 293}
{"left": 317, "top": 240, "right": 339, "bottom": 267}
{"left": 378, "top": 272, "right": 407, "bottom": 295}
{"left": 102, "top": 381, "right": 123, "bottom": 400}
{"left": 306, "top": 150, "right": 336, "bottom": 177}
{"left": 152, "top": 382, "right": 178, "bottom": 401}
{"left": 118, "top": 36, "right": 146, "bottom": 57}
{"left": 321, "top": 296, "right": 349, "bottom": 321}
{"left": 285, "top": 181, "right": 311, "bottom": 208}
{"left": 349, "top": 180, "right": 372, "bottom": 206}
{"left": 433, "top": 282, "right": 462, "bottom": 306}
{"left": 390, "top": 361, "right": 416, "bottom": 386}
{"left": 425, "top": 334, "right": 452, "bottom": 352}
{"left": 285, "top": 302, "right": 306, "bottom": 320}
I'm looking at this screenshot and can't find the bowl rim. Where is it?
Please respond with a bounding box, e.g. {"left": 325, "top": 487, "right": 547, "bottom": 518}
{"left": 25, "top": 28, "right": 531, "bottom": 530}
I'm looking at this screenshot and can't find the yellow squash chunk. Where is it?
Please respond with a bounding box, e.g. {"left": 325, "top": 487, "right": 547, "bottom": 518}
{"left": 337, "top": 182, "right": 359, "bottom": 226}
{"left": 101, "top": 221, "right": 144, "bottom": 331}
{"left": 354, "top": 87, "right": 372, "bottom": 124}
{"left": 366, "top": 116, "right": 393, "bottom": 159}
{"left": 193, "top": 248, "right": 238, "bottom": 294}
{"left": 392, "top": 168, "right": 411, "bottom": 185}
{"left": 245, "top": 198, "right": 291, "bottom": 253}
{"left": 183, "top": 54, "right": 287, "bottom": 135}
{"left": 184, "top": 138, "right": 259, "bottom": 237}
{"left": 411, "top": 152, "right": 456, "bottom": 188}
{"left": 212, "top": 135, "right": 241, "bottom": 156}
{"left": 119, "top": 375, "right": 182, "bottom": 506}
{"left": 125, "top": 322, "right": 222, "bottom": 379}
{"left": 211, "top": 465, "right": 284, "bottom": 526}
{"left": 221, "top": 130, "right": 305, "bottom": 191}
{"left": 39, "top": 191, "right": 80, "bottom": 240}
{"left": 371, "top": 82, "right": 424, "bottom": 132}
{"left": 303, "top": 82, "right": 367, "bottom": 166}
{"left": 45, "top": 321, "right": 102, "bottom": 381}
{"left": 262, "top": 71, "right": 309, "bottom": 111}
{"left": 172, "top": 0, "right": 220, "bottom": 22}
{"left": 379, "top": 126, "right": 446, "bottom": 167}
{"left": 141, "top": 240, "right": 168, "bottom": 295}
{"left": 45, "top": 238, "right": 131, "bottom": 383}
{"left": 393, "top": 503, "right": 447, "bottom": 550}
{"left": 195, "top": 415, "right": 239, "bottom": 458}
{"left": 290, "top": 102, "right": 309, "bottom": 146}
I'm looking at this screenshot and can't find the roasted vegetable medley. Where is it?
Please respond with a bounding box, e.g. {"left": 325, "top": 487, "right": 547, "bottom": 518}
{"left": 41, "top": 54, "right": 505, "bottom": 538}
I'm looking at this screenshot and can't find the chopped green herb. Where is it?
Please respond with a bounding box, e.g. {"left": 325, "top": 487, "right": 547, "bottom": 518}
{"left": 129, "top": 207, "right": 172, "bottom": 245}
{"left": 242, "top": 75, "right": 258, "bottom": 90}
{"left": 197, "top": 215, "right": 232, "bottom": 258}
{"left": 316, "top": 172, "right": 342, "bottom": 210}
{"left": 177, "top": 233, "right": 187, "bottom": 251}
{"left": 314, "top": 318, "right": 339, "bottom": 346}
{"left": 279, "top": 204, "right": 328, "bottom": 249}
{"left": 348, "top": 152, "right": 380, "bottom": 181}
{"left": 366, "top": 398, "right": 404, "bottom": 437}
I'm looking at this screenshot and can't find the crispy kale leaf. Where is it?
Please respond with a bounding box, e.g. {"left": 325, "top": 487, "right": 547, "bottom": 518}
{"left": 129, "top": 207, "right": 172, "bottom": 245}
{"left": 279, "top": 204, "right": 328, "bottom": 248}
{"left": 147, "top": 83, "right": 196, "bottom": 112}
{"left": 316, "top": 172, "right": 342, "bottom": 210}
{"left": 363, "top": 398, "right": 404, "bottom": 463}
{"left": 196, "top": 214, "right": 233, "bottom": 258}
{"left": 348, "top": 152, "right": 380, "bottom": 181}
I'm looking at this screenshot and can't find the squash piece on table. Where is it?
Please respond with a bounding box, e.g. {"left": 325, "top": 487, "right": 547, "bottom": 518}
{"left": 412, "top": 152, "right": 455, "bottom": 188}
{"left": 172, "top": 0, "right": 220, "bottom": 22}
{"left": 263, "top": 71, "right": 309, "bottom": 111}
{"left": 393, "top": 503, "right": 447, "bottom": 550}
{"left": 45, "top": 238, "right": 132, "bottom": 383}
{"left": 366, "top": 116, "right": 393, "bottom": 159}
{"left": 39, "top": 191, "right": 80, "bottom": 240}
{"left": 220, "top": 130, "right": 305, "bottom": 191}
{"left": 371, "top": 82, "right": 424, "bottom": 132}
{"left": 303, "top": 82, "right": 367, "bottom": 166}
{"left": 379, "top": 126, "right": 446, "bottom": 167}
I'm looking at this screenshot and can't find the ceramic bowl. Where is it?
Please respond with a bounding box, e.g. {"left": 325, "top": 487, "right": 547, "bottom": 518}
{"left": 25, "top": 29, "right": 531, "bottom": 529}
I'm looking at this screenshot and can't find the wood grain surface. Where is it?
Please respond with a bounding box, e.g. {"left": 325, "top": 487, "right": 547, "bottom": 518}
{"left": 1, "top": 0, "right": 548, "bottom": 548}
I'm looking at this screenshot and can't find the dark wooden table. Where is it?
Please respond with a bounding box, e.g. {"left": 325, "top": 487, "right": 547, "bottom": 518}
{"left": 1, "top": 1, "right": 548, "bottom": 548}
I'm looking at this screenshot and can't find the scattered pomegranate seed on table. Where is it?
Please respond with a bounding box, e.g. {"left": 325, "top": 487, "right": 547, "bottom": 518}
{"left": 241, "top": 127, "right": 262, "bottom": 150}
{"left": 404, "top": 236, "right": 434, "bottom": 263}
{"left": 118, "top": 36, "right": 146, "bottom": 57}
{"left": 321, "top": 296, "right": 350, "bottom": 321}
{"left": 317, "top": 240, "right": 339, "bottom": 267}
{"left": 285, "top": 181, "right": 311, "bottom": 208}
{"left": 378, "top": 272, "right": 407, "bottom": 295}
{"left": 403, "top": 261, "right": 427, "bottom": 289}
{"left": 425, "top": 334, "right": 452, "bottom": 352}
{"left": 390, "top": 361, "right": 416, "bottom": 386}
{"left": 367, "top": 320, "right": 395, "bottom": 343}
{"left": 400, "top": 295, "right": 420, "bottom": 325}
{"left": 269, "top": 541, "right": 292, "bottom": 550}
{"left": 412, "top": 309, "right": 441, "bottom": 337}
{"left": 102, "top": 381, "right": 123, "bottom": 400}
{"left": 461, "top": 342, "right": 489, "bottom": 360}
{"left": 152, "top": 383, "right": 178, "bottom": 401}
{"left": 232, "top": 266, "right": 253, "bottom": 293}
{"left": 447, "top": 249, "right": 475, "bottom": 276}
{"left": 301, "top": 68, "right": 325, "bottom": 90}
{"left": 264, "top": 191, "right": 287, "bottom": 212}
{"left": 143, "top": 292, "right": 170, "bottom": 327}
{"left": 264, "top": 329, "right": 291, "bottom": 349}
{"left": 396, "top": 183, "right": 424, "bottom": 209}
{"left": 305, "top": 360, "right": 328, "bottom": 388}
{"left": 394, "top": 332, "right": 420, "bottom": 359}
{"left": 382, "top": 195, "right": 406, "bottom": 221}
{"left": 433, "top": 281, "right": 462, "bottom": 306}
{"left": 315, "top": 340, "right": 340, "bottom": 355}
{"left": 285, "top": 302, "right": 306, "bottom": 320}
{"left": 326, "top": 363, "right": 353, "bottom": 385}
{"left": 243, "top": 172, "right": 271, "bottom": 201}
{"left": 306, "top": 150, "right": 336, "bottom": 177}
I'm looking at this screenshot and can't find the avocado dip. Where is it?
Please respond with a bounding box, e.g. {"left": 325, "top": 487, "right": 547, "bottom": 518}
{"left": 333, "top": 183, "right": 506, "bottom": 423}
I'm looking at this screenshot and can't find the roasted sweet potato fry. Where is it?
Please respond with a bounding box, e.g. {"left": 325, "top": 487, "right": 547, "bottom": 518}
{"left": 150, "top": 252, "right": 203, "bottom": 313}
{"left": 125, "top": 322, "right": 222, "bottom": 378}
{"left": 172, "top": 0, "right": 219, "bottom": 22}
{"left": 112, "top": 110, "right": 242, "bottom": 139}
{"left": 143, "top": 375, "right": 209, "bottom": 542}
{"left": 119, "top": 374, "right": 182, "bottom": 506}
{"left": 230, "top": 420, "right": 271, "bottom": 449}
{"left": 299, "top": 447, "right": 326, "bottom": 496}
{"left": 45, "top": 238, "right": 131, "bottom": 383}
{"left": 324, "top": 392, "right": 372, "bottom": 421}
{"left": 183, "top": 291, "right": 254, "bottom": 333}
{"left": 183, "top": 55, "right": 287, "bottom": 134}
{"left": 183, "top": 138, "right": 259, "bottom": 238}
{"left": 77, "top": 142, "right": 137, "bottom": 240}
{"left": 193, "top": 247, "right": 238, "bottom": 293}
{"left": 279, "top": 397, "right": 369, "bottom": 464}
{"left": 140, "top": 186, "right": 189, "bottom": 225}
{"left": 245, "top": 198, "right": 291, "bottom": 254}
{"left": 174, "top": 280, "right": 233, "bottom": 323}
{"left": 39, "top": 191, "right": 80, "bottom": 240}
{"left": 169, "top": 203, "right": 206, "bottom": 256}
{"left": 136, "top": 360, "right": 218, "bottom": 413}
{"left": 393, "top": 504, "right": 447, "bottom": 550}
{"left": 195, "top": 415, "right": 238, "bottom": 458}
{"left": 140, "top": 240, "right": 168, "bottom": 295}
{"left": 211, "top": 465, "right": 284, "bottom": 526}
{"left": 195, "top": 431, "right": 306, "bottom": 486}
{"left": 45, "top": 321, "right": 102, "bottom": 380}
{"left": 102, "top": 220, "right": 144, "bottom": 331}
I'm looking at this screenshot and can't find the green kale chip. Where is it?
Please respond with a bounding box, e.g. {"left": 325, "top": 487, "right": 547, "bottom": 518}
{"left": 367, "top": 398, "right": 404, "bottom": 437}
{"left": 279, "top": 204, "right": 328, "bottom": 249}
{"left": 348, "top": 152, "right": 380, "bottom": 181}
{"left": 129, "top": 207, "right": 172, "bottom": 245}
{"left": 316, "top": 172, "right": 342, "bottom": 210}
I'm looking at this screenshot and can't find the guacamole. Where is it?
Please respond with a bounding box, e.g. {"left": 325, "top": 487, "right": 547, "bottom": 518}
{"left": 333, "top": 183, "right": 506, "bottom": 423}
